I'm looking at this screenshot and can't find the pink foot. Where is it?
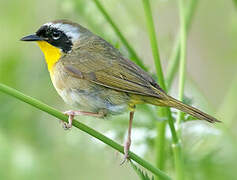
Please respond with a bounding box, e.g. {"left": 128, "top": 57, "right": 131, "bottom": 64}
{"left": 61, "top": 110, "right": 107, "bottom": 130}
{"left": 62, "top": 110, "right": 75, "bottom": 130}
{"left": 121, "top": 111, "right": 134, "bottom": 165}
{"left": 120, "top": 139, "right": 131, "bottom": 165}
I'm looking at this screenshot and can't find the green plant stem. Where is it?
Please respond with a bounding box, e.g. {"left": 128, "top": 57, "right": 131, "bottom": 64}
{"left": 93, "top": 0, "right": 147, "bottom": 71}
{"left": 174, "top": 0, "right": 187, "bottom": 179}
{"left": 142, "top": 0, "right": 182, "bottom": 179}
{"left": 156, "top": 112, "right": 166, "bottom": 170}
{"left": 233, "top": 0, "right": 237, "bottom": 8}
{"left": 176, "top": 0, "right": 187, "bottom": 131}
{"left": 172, "top": 143, "right": 184, "bottom": 180}
{"left": 141, "top": 0, "right": 168, "bottom": 173}
{"left": 0, "top": 83, "right": 171, "bottom": 180}
{"left": 166, "top": 0, "right": 198, "bottom": 90}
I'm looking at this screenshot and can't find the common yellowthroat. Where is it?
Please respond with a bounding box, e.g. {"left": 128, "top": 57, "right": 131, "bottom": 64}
{"left": 21, "top": 20, "right": 220, "bottom": 162}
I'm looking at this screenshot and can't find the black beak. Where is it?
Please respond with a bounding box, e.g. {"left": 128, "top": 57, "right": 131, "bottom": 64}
{"left": 20, "top": 34, "right": 43, "bottom": 41}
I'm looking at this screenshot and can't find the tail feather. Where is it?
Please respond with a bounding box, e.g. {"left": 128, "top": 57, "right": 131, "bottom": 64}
{"left": 157, "top": 96, "right": 220, "bottom": 123}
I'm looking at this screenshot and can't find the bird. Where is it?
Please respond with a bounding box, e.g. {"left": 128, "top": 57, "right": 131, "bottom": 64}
{"left": 21, "top": 19, "right": 220, "bottom": 163}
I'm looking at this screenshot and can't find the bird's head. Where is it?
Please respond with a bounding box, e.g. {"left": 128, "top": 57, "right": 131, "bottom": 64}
{"left": 21, "top": 20, "right": 90, "bottom": 71}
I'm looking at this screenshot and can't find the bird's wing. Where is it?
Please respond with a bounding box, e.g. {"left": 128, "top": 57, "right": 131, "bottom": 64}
{"left": 61, "top": 36, "right": 165, "bottom": 99}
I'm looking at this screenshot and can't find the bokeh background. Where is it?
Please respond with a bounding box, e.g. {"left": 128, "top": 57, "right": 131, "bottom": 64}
{"left": 0, "top": 0, "right": 237, "bottom": 179}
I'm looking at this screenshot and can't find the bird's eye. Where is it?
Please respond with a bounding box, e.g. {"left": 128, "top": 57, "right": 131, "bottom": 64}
{"left": 52, "top": 31, "right": 61, "bottom": 40}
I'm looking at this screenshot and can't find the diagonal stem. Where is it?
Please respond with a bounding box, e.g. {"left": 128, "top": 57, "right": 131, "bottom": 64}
{"left": 0, "top": 83, "right": 171, "bottom": 180}
{"left": 93, "top": 0, "right": 147, "bottom": 71}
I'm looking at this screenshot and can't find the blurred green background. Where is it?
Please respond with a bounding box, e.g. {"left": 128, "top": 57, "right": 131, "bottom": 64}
{"left": 0, "top": 0, "right": 237, "bottom": 179}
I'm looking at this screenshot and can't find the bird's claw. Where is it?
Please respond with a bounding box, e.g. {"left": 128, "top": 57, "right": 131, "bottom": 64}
{"left": 61, "top": 121, "right": 72, "bottom": 130}
{"left": 61, "top": 110, "right": 75, "bottom": 130}
{"left": 120, "top": 140, "right": 131, "bottom": 165}
{"left": 120, "top": 153, "right": 129, "bottom": 165}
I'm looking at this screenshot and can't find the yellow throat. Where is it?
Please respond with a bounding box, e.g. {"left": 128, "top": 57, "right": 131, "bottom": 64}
{"left": 37, "top": 41, "right": 62, "bottom": 72}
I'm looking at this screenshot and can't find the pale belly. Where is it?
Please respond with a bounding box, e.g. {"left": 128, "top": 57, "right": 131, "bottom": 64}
{"left": 57, "top": 87, "right": 130, "bottom": 115}
{"left": 50, "top": 67, "right": 130, "bottom": 116}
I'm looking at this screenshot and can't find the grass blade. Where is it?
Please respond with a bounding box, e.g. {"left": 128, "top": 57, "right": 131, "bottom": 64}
{"left": 93, "top": 0, "right": 147, "bottom": 71}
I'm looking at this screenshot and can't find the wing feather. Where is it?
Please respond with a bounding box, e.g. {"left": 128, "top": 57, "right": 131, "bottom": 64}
{"left": 61, "top": 36, "right": 165, "bottom": 99}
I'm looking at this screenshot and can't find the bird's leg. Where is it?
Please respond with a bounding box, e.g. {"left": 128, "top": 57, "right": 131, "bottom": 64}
{"left": 62, "top": 110, "right": 106, "bottom": 130}
{"left": 121, "top": 111, "right": 134, "bottom": 164}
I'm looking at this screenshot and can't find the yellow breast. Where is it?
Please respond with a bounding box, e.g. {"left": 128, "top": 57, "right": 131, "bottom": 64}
{"left": 37, "top": 41, "right": 62, "bottom": 73}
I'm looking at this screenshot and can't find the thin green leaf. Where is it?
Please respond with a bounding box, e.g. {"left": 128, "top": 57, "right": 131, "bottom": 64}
{"left": 131, "top": 161, "right": 155, "bottom": 180}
